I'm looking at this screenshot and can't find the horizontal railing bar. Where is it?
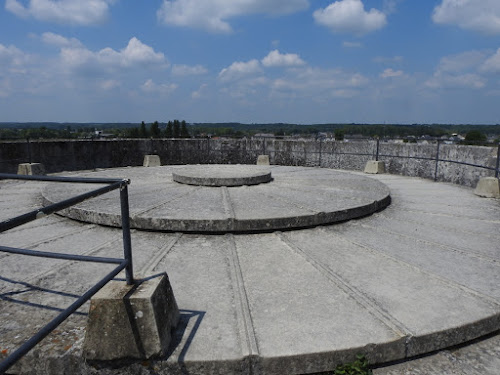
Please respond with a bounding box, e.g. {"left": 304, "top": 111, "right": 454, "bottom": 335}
{"left": 0, "top": 180, "right": 126, "bottom": 233}
{"left": 0, "top": 173, "right": 123, "bottom": 184}
{"left": 0, "top": 261, "right": 128, "bottom": 374}
{"left": 0, "top": 245, "right": 125, "bottom": 264}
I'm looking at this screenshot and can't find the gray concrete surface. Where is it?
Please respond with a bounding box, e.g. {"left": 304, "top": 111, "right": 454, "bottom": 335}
{"left": 172, "top": 165, "right": 272, "bottom": 186}
{"left": 1, "top": 167, "right": 499, "bottom": 374}
{"left": 41, "top": 165, "right": 391, "bottom": 233}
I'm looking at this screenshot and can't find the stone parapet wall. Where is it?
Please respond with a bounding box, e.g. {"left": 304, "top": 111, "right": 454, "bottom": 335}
{"left": 0, "top": 138, "right": 497, "bottom": 187}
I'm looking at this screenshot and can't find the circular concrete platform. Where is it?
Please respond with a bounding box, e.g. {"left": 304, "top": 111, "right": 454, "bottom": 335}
{"left": 1, "top": 168, "right": 499, "bottom": 375}
{"left": 172, "top": 165, "right": 272, "bottom": 186}
{"left": 41, "top": 165, "right": 391, "bottom": 233}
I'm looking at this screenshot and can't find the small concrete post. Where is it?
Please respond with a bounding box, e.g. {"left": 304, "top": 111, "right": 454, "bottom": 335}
{"left": 474, "top": 177, "right": 500, "bottom": 198}
{"left": 83, "top": 274, "right": 179, "bottom": 361}
{"left": 143, "top": 154, "right": 161, "bottom": 167}
{"left": 257, "top": 155, "right": 270, "bottom": 165}
{"left": 364, "top": 160, "right": 385, "bottom": 174}
{"left": 17, "top": 163, "right": 45, "bottom": 176}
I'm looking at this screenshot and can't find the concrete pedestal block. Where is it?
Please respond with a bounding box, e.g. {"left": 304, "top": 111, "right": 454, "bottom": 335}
{"left": 474, "top": 177, "right": 500, "bottom": 198}
{"left": 257, "top": 155, "right": 270, "bottom": 165}
{"left": 143, "top": 154, "right": 161, "bottom": 167}
{"left": 364, "top": 160, "right": 385, "bottom": 174}
{"left": 17, "top": 163, "right": 45, "bottom": 176}
{"left": 83, "top": 274, "right": 179, "bottom": 361}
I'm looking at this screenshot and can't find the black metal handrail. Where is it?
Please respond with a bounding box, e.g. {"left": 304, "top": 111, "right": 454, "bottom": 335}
{"left": 0, "top": 173, "right": 134, "bottom": 374}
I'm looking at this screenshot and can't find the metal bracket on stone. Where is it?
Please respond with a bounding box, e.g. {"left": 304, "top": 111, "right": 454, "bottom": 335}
{"left": 83, "top": 273, "right": 179, "bottom": 361}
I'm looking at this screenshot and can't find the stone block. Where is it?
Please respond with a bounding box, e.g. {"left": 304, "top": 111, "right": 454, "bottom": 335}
{"left": 474, "top": 177, "right": 500, "bottom": 198}
{"left": 83, "top": 274, "right": 179, "bottom": 361}
{"left": 364, "top": 160, "right": 385, "bottom": 174}
{"left": 257, "top": 155, "right": 270, "bottom": 165}
{"left": 143, "top": 154, "right": 161, "bottom": 167}
{"left": 17, "top": 163, "right": 45, "bottom": 176}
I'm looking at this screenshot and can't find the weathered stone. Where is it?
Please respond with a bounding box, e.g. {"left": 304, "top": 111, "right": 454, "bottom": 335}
{"left": 83, "top": 274, "right": 179, "bottom": 361}
{"left": 143, "top": 154, "right": 161, "bottom": 167}
{"left": 256, "top": 155, "right": 270, "bottom": 165}
{"left": 17, "top": 163, "right": 45, "bottom": 175}
{"left": 364, "top": 160, "right": 386, "bottom": 174}
{"left": 474, "top": 177, "right": 500, "bottom": 198}
{"left": 172, "top": 164, "right": 272, "bottom": 186}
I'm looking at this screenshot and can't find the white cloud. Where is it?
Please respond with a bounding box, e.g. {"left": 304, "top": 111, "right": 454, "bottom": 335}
{"left": 0, "top": 43, "right": 31, "bottom": 69}
{"left": 100, "top": 79, "right": 120, "bottom": 90}
{"left": 60, "top": 37, "right": 167, "bottom": 71}
{"left": 157, "top": 0, "right": 309, "bottom": 33}
{"left": 41, "top": 32, "right": 83, "bottom": 48}
{"left": 373, "top": 55, "right": 403, "bottom": 64}
{"left": 313, "top": 0, "right": 387, "bottom": 35}
{"left": 425, "top": 51, "right": 487, "bottom": 89}
{"left": 380, "top": 68, "right": 403, "bottom": 78}
{"left": 141, "top": 79, "right": 178, "bottom": 95}
{"left": 5, "top": 0, "right": 116, "bottom": 26}
{"left": 218, "top": 59, "right": 261, "bottom": 81}
{"left": 191, "top": 83, "right": 208, "bottom": 99}
{"left": 432, "top": 0, "right": 500, "bottom": 35}
{"left": 172, "top": 64, "right": 208, "bottom": 76}
{"left": 343, "top": 41, "right": 363, "bottom": 48}
{"left": 481, "top": 48, "right": 500, "bottom": 73}
{"left": 261, "top": 50, "right": 305, "bottom": 67}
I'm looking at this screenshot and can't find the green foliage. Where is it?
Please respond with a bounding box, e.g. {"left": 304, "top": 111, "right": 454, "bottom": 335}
{"left": 334, "top": 129, "right": 345, "bottom": 141}
{"left": 180, "top": 120, "right": 190, "bottom": 138}
{"left": 464, "top": 130, "right": 486, "bottom": 143}
{"left": 139, "top": 121, "right": 148, "bottom": 138}
{"left": 150, "top": 121, "right": 161, "bottom": 138}
{"left": 333, "top": 355, "right": 372, "bottom": 375}
{"left": 173, "top": 119, "right": 180, "bottom": 138}
{"left": 165, "top": 121, "right": 173, "bottom": 138}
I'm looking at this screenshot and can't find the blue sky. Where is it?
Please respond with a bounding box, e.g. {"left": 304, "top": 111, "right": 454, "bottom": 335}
{"left": 1, "top": 0, "right": 499, "bottom": 124}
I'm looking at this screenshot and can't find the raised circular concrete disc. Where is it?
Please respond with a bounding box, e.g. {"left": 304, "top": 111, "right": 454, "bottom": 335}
{"left": 172, "top": 164, "right": 272, "bottom": 186}
{"left": 41, "top": 165, "right": 391, "bottom": 233}
{"left": 2, "top": 170, "right": 499, "bottom": 375}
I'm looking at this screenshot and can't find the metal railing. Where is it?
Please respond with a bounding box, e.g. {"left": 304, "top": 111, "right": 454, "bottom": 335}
{"left": 0, "top": 173, "right": 134, "bottom": 374}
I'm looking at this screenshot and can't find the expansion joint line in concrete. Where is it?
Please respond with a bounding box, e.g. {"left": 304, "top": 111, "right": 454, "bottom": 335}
{"left": 0, "top": 224, "right": 96, "bottom": 262}
{"left": 328, "top": 229, "right": 500, "bottom": 309}
{"left": 258, "top": 190, "right": 320, "bottom": 214}
{"left": 221, "top": 187, "right": 236, "bottom": 219}
{"left": 226, "top": 234, "right": 260, "bottom": 371}
{"left": 275, "top": 232, "right": 412, "bottom": 339}
{"left": 21, "top": 235, "right": 124, "bottom": 290}
{"left": 358, "top": 222, "right": 500, "bottom": 265}
{"left": 1, "top": 216, "right": 67, "bottom": 234}
{"left": 130, "top": 187, "right": 202, "bottom": 217}
{"left": 139, "top": 233, "right": 183, "bottom": 275}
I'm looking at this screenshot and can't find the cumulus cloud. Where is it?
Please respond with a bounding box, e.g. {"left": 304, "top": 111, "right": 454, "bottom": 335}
{"left": 5, "top": 0, "right": 116, "bottom": 25}
{"left": 425, "top": 51, "right": 488, "bottom": 89}
{"left": 261, "top": 50, "right": 305, "bottom": 67}
{"left": 0, "top": 43, "right": 31, "bottom": 69}
{"left": 191, "top": 83, "right": 208, "bottom": 99}
{"left": 157, "top": 0, "right": 309, "bottom": 33}
{"left": 343, "top": 41, "right": 363, "bottom": 48}
{"left": 141, "top": 79, "right": 178, "bottom": 95}
{"left": 60, "top": 37, "right": 167, "bottom": 71}
{"left": 432, "top": 0, "right": 500, "bottom": 35}
{"left": 313, "top": 0, "right": 387, "bottom": 35}
{"left": 481, "top": 48, "right": 500, "bottom": 73}
{"left": 373, "top": 55, "right": 403, "bottom": 64}
{"left": 41, "top": 32, "right": 83, "bottom": 48}
{"left": 172, "top": 64, "right": 208, "bottom": 76}
{"left": 218, "top": 59, "right": 261, "bottom": 81}
{"left": 380, "top": 68, "right": 403, "bottom": 78}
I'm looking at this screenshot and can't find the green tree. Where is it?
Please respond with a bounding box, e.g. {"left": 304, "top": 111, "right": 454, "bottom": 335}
{"left": 335, "top": 129, "right": 345, "bottom": 141}
{"left": 150, "top": 121, "right": 161, "bottom": 138}
{"left": 165, "top": 121, "right": 173, "bottom": 138}
{"left": 173, "top": 119, "right": 180, "bottom": 138}
{"left": 139, "top": 121, "right": 148, "bottom": 138}
{"left": 465, "top": 130, "right": 486, "bottom": 143}
{"left": 180, "top": 120, "right": 190, "bottom": 138}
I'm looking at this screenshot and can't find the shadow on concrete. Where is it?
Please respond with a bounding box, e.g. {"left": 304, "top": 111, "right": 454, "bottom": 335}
{"left": 0, "top": 275, "right": 87, "bottom": 316}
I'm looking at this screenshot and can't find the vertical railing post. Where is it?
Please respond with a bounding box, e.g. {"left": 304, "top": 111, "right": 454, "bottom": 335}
{"left": 375, "top": 137, "right": 380, "bottom": 161}
{"left": 318, "top": 137, "right": 322, "bottom": 167}
{"left": 27, "top": 137, "right": 32, "bottom": 164}
{"left": 434, "top": 140, "right": 441, "bottom": 181}
{"left": 119, "top": 181, "right": 134, "bottom": 285}
{"left": 495, "top": 142, "right": 500, "bottom": 179}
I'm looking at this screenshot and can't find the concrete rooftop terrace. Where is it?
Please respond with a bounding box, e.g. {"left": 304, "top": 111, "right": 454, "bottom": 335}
{"left": 0, "top": 165, "right": 500, "bottom": 374}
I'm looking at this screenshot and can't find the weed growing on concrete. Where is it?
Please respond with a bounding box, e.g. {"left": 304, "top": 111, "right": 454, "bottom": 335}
{"left": 333, "top": 354, "right": 372, "bottom": 375}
